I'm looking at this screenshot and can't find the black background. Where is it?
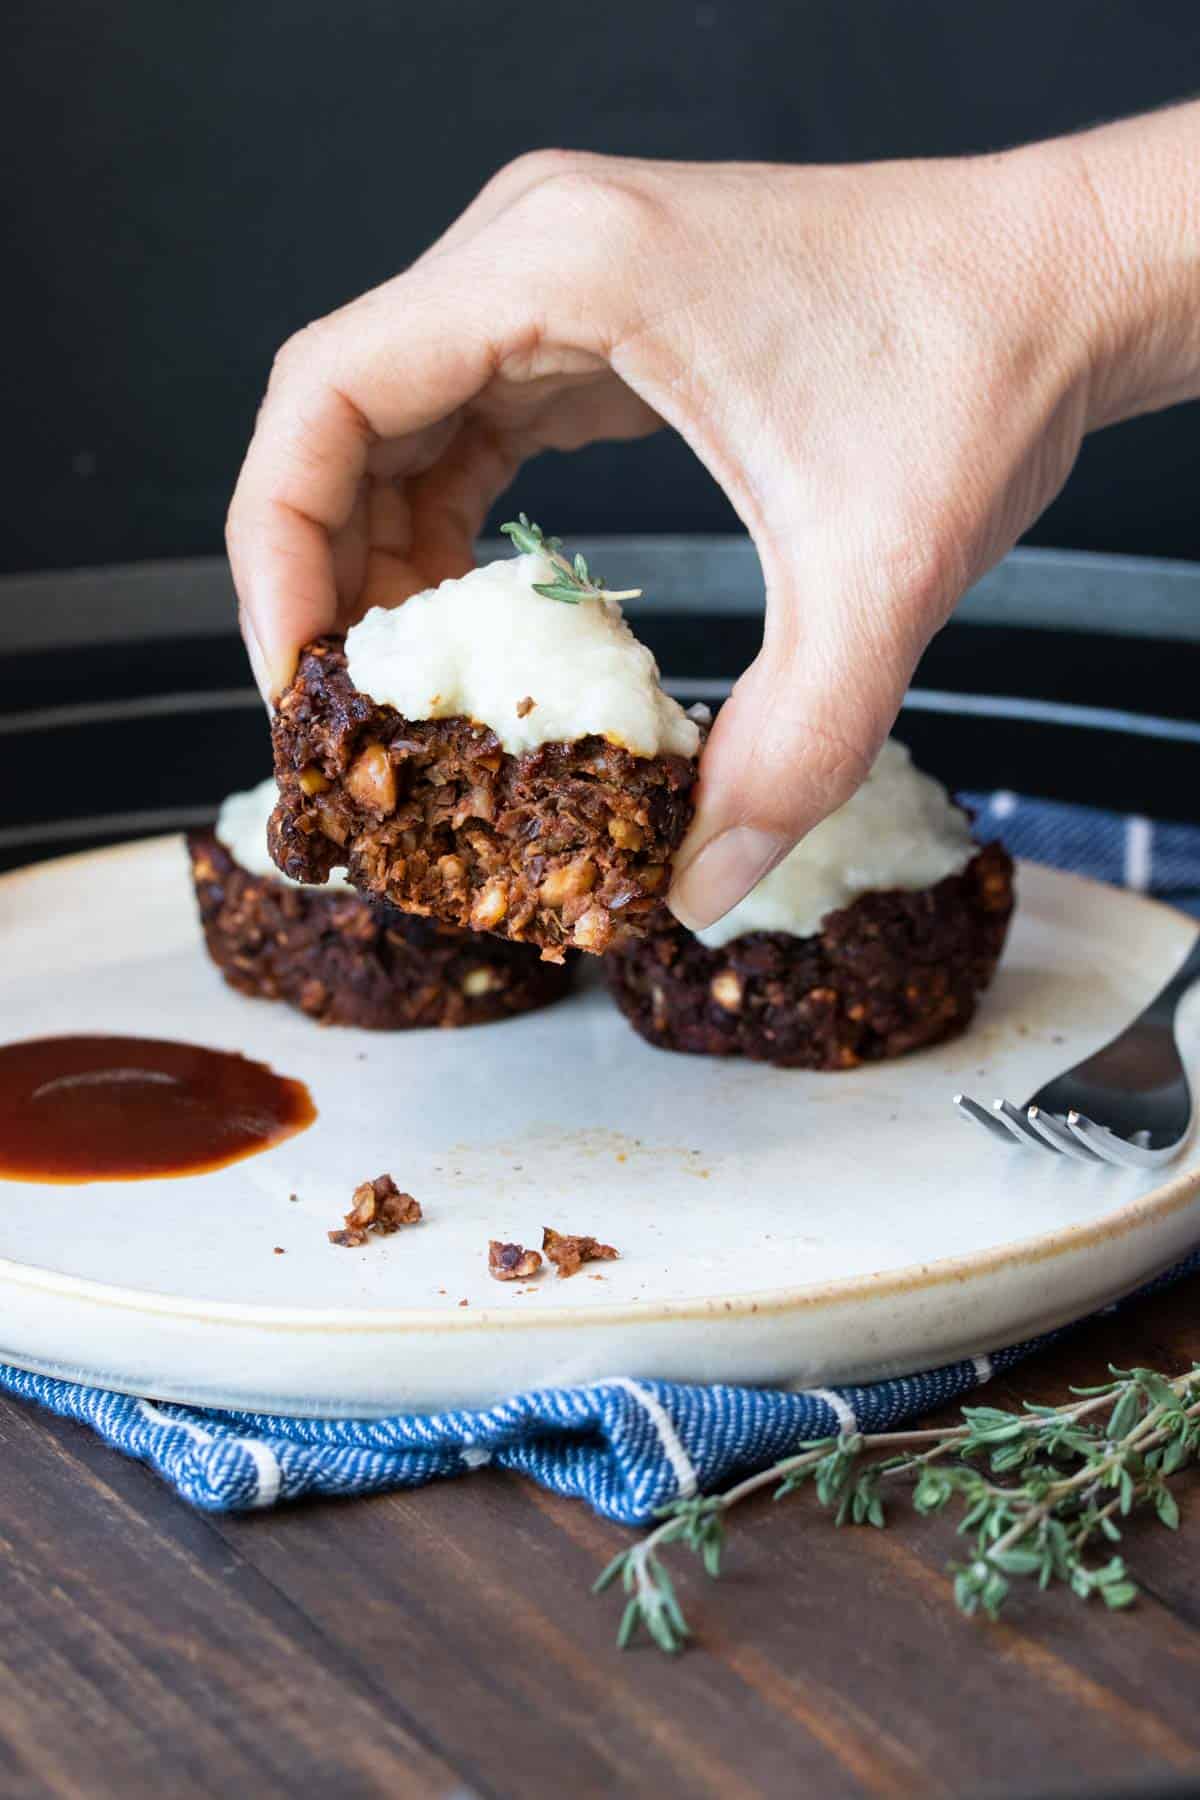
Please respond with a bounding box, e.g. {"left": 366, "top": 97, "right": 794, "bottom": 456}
{"left": 5, "top": 0, "right": 1200, "bottom": 575}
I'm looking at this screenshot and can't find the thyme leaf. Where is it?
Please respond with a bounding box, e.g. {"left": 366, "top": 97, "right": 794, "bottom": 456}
{"left": 500, "top": 513, "right": 643, "bottom": 605}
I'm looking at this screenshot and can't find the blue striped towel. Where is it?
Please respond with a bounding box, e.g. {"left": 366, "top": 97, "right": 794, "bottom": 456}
{"left": 2, "top": 791, "right": 1198, "bottom": 1525}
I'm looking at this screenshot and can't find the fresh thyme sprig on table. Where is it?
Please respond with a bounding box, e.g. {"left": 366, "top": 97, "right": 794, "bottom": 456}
{"left": 595, "top": 1363, "right": 1200, "bottom": 1654}
{"left": 500, "top": 514, "right": 643, "bottom": 605}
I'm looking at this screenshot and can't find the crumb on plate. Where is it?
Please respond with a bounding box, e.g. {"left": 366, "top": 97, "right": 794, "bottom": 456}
{"left": 542, "top": 1226, "right": 619, "bottom": 1279}
{"left": 488, "top": 1240, "right": 543, "bottom": 1282}
{"left": 329, "top": 1173, "right": 422, "bottom": 1246}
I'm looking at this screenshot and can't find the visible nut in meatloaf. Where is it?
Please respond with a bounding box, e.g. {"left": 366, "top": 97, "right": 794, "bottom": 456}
{"left": 605, "top": 843, "right": 1015, "bottom": 1069}
{"left": 269, "top": 639, "right": 699, "bottom": 961}
{"left": 188, "top": 829, "right": 571, "bottom": 1029}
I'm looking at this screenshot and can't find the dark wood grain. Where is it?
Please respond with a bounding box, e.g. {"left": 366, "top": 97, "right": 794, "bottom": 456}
{"left": 4, "top": 1277, "right": 1200, "bottom": 1800}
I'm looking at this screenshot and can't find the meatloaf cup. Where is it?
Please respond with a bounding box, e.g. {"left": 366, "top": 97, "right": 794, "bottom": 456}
{"left": 268, "top": 543, "right": 703, "bottom": 962}
{"left": 605, "top": 743, "right": 1015, "bottom": 1069}
{"left": 189, "top": 780, "right": 571, "bottom": 1029}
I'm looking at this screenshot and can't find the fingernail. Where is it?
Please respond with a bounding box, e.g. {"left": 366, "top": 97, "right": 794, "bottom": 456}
{"left": 669, "top": 827, "right": 790, "bottom": 933}
{"left": 241, "top": 612, "right": 275, "bottom": 708}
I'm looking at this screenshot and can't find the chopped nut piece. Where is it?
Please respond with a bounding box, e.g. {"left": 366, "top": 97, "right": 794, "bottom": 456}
{"left": 607, "top": 816, "right": 644, "bottom": 851}
{"left": 572, "top": 906, "right": 612, "bottom": 952}
{"left": 542, "top": 1226, "right": 619, "bottom": 1279}
{"left": 346, "top": 742, "right": 397, "bottom": 813}
{"left": 298, "top": 764, "right": 330, "bottom": 796}
{"left": 332, "top": 1173, "right": 421, "bottom": 1246}
{"left": 709, "top": 970, "right": 743, "bottom": 1012}
{"left": 488, "top": 1240, "right": 543, "bottom": 1282}
{"left": 471, "top": 880, "right": 509, "bottom": 931}
{"left": 515, "top": 695, "right": 536, "bottom": 718}
{"left": 461, "top": 966, "right": 500, "bottom": 997}
{"left": 539, "top": 858, "right": 598, "bottom": 908}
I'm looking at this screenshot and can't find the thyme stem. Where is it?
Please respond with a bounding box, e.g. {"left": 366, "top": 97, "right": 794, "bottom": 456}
{"left": 500, "top": 513, "right": 643, "bottom": 604}
{"left": 595, "top": 1364, "right": 1200, "bottom": 1653}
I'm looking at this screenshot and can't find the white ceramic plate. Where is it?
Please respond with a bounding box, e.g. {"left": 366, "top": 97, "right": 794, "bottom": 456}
{"left": 1, "top": 837, "right": 1197, "bottom": 1416}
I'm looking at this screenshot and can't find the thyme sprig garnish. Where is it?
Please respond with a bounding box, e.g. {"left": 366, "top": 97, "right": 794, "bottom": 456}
{"left": 500, "top": 513, "right": 642, "bottom": 605}
{"left": 595, "top": 1363, "right": 1200, "bottom": 1654}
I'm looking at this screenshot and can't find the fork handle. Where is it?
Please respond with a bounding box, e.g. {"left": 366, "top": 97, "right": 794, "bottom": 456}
{"left": 1144, "top": 933, "right": 1200, "bottom": 1025}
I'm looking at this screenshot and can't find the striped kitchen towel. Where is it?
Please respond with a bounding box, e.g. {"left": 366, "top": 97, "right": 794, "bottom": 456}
{"left": 1, "top": 789, "right": 1198, "bottom": 1524}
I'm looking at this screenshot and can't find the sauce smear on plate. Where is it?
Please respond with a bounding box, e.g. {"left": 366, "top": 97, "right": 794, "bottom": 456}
{"left": 0, "top": 1036, "right": 315, "bottom": 1183}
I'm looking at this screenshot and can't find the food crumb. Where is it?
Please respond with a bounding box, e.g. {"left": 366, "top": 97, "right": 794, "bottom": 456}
{"left": 329, "top": 1174, "right": 421, "bottom": 1246}
{"left": 458, "top": 1298, "right": 469, "bottom": 1308}
{"left": 288, "top": 1192, "right": 300, "bottom": 1204}
{"left": 515, "top": 695, "right": 536, "bottom": 718}
{"left": 543, "top": 1226, "right": 619, "bottom": 1280}
{"left": 489, "top": 1240, "right": 543, "bottom": 1282}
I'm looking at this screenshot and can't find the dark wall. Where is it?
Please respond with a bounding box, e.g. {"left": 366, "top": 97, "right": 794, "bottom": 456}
{"left": 5, "top": 0, "right": 1199, "bottom": 574}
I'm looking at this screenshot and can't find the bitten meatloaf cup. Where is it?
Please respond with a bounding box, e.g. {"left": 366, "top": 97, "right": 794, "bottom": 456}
{"left": 604, "top": 742, "right": 1016, "bottom": 1069}
{"left": 189, "top": 781, "right": 571, "bottom": 1029}
{"left": 268, "top": 543, "right": 703, "bottom": 962}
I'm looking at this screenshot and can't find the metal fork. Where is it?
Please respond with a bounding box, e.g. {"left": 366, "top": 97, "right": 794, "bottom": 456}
{"left": 955, "top": 934, "right": 1200, "bottom": 1170}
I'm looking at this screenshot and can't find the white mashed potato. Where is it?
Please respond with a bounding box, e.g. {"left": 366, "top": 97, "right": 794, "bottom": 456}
{"left": 344, "top": 553, "right": 700, "bottom": 759}
{"left": 696, "top": 740, "right": 975, "bottom": 948}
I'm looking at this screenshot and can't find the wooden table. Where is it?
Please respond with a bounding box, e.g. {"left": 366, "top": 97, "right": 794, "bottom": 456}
{"left": 4, "top": 1276, "right": 1200, "bottom": 1799}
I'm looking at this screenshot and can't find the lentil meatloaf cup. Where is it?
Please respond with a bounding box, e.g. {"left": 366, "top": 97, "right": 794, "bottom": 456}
{"left": 188, "top": 783, "right": 571, "bottom": 1029}
{"left": 604, "top": 841, "right": 1014, "bottom": 1069}
{"left": 269, "top": 639, "right": 699, "bottom": 963}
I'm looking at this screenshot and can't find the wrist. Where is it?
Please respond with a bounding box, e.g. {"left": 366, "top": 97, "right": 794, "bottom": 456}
{"left": 1008, "top": 107, "right": 1200, "bottom": 433}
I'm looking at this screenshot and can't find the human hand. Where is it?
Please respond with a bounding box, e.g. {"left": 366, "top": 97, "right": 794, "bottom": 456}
{"left": 227, "top": 110, "right": 1200, "bottom": 930}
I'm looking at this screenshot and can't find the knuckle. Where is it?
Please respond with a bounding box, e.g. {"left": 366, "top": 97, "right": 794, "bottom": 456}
{"left": 268, "top": 320, "right": 328, "bottom": 389}
{"left": 494, "top": 146, "right": 588, "bottom": 194}
{"left": 510, "top": 159, "right": 659, "bottom": 254}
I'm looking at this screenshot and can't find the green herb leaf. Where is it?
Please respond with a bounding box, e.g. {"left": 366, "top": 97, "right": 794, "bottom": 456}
{"left": 501, "top": 514, "right": 643, "bottom": 606}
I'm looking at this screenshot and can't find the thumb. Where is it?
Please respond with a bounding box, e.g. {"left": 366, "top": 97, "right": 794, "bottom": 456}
{"left": 667, "top": 588, "right": 916, "bottom": 933}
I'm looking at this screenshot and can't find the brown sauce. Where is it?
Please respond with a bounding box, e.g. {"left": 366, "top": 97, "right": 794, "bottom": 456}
{"left": 0, "top": 1036, "right": 315, "bottom": 1184}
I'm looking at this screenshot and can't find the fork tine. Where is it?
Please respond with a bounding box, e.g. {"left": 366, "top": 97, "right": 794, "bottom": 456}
{"left": 1066, "top": 1111, "right": 1175, "bottom": 1170}
{"left": 1026, "top": 1106, "right": 1106, "bottom": 1164}
{"left": 953, "top": 1093, "right": 1019, "bottom": 1143}
{"left": 1064, "top": 1112, "right": 1137, "bottom": 1168}
{"left": 992, "top": 1099, "right": 1062, "bottom": 1152}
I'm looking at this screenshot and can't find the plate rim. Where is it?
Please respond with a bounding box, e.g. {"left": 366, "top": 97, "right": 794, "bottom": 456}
{"left": 1, "top": 836, "right": 1197, "bottom": 1338}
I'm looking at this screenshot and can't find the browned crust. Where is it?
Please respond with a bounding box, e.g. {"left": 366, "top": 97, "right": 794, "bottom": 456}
{"left": 603, "top": 842, "right": 1016, "bottom": 1069}
{"left": 187, "top": 831, "right": 571, "bottom": 1029}
{"left": 268, "top": 639, "right": 699, "bottom": 961}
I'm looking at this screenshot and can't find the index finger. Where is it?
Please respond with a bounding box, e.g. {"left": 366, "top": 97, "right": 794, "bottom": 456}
{"left": 226, "top": 261, "right": 517, "bottom": 700}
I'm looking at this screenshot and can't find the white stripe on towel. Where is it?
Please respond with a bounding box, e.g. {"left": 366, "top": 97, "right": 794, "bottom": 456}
{"left": 1124, "top": 815, "right": 1153, "bottom": 893}
{"left": 605, "top": 1377, "right": 699, "bottom": 1498}
{"left": 803, "top": 1388, "right": 859, "bottom": 1435}
{"left": 241, "top": 1439, "right": 282, "bottom": 1509}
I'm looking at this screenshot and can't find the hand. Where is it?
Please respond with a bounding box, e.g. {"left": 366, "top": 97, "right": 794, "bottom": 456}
{"left": 227, "top": 110, "right": 1200, "bottom": 930}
